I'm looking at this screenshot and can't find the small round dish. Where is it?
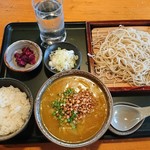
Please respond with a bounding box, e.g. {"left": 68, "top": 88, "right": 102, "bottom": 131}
{"left": 4, "top": 40, "right": 42, "bottom": 72}
{"left": 0, "top": 78, "right": 33, "bottom": 141}
{"left": 109, "top": 102, "right": 145, "bottom": 136}
{"left": 44, "top": 42, "right": 82, "bottom": 74}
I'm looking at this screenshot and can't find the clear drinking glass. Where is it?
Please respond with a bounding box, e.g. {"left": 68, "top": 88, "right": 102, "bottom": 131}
{"left": 32, "top": 0, "right": 66, "bottom": 46}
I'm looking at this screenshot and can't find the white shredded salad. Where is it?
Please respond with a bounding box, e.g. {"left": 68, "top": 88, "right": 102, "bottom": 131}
{"left": 48, "top": 48, "right": 79, "bottom": 72}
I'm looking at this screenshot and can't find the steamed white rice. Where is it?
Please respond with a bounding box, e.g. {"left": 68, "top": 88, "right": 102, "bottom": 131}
{"left": 0, "top": 85, "right": 31, "bottom": 136}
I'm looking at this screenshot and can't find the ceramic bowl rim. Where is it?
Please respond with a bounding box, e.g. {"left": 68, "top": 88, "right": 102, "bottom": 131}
{"left": 44, "top": 42, "right": 82, "bottom": 74}
{"left": 0, "top": 77, "right": 33, "bottom": 141}
{"left": 4, "top": 40, "right": 43, "bottom": 72}
{"left": 34, "top": 70, "right": 113, "bottom": 148}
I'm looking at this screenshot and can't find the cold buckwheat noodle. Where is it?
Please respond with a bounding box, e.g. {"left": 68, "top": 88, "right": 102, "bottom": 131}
{"left": 90, "top": 27, "right": 150, "bottom": 86}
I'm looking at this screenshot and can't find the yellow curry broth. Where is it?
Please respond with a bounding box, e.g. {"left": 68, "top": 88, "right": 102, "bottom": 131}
{"left": 40, "top": 76, "right": 108, "bottom": 143}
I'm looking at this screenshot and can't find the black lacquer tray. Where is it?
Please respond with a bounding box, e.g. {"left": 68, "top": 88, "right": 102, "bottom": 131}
{"left": 0, "top": 22, "right": 150, "bottom": 144}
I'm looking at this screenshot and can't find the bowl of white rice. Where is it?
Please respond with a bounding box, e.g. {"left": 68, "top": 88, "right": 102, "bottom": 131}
{"left": 0, "top": 78, "right": 33, "bottom": 141}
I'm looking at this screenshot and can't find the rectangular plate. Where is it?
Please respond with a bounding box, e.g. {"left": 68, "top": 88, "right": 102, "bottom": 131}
{"left": 0, "top": 22, "right": 150, "bottom": 144}
{"left": 86, "top": 20, "right": 150, "bottom": 94}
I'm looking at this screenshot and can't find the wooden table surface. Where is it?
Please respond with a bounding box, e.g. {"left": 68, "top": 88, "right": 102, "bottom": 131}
{"left": 1, "top": 0, "right": 150, "bottom": 149}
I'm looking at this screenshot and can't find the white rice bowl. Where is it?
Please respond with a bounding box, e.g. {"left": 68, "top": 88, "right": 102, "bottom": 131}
{"left": 0, "top": 78, "right": 33, "bottom": 141}
{"left": 0, "top": 86, "right": 31, "bottom": 136}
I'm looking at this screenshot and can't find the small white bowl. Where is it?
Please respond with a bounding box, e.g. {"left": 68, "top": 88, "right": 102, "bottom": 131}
{"left": 4, "top": 40, "right": 42, "bottom": 72}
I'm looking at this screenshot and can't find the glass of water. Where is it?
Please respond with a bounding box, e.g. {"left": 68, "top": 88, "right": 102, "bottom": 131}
{"left": 32, "top": 0, "right": 66, "bottom": 46}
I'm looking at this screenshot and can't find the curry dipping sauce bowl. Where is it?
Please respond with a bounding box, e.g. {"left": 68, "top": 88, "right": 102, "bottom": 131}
{"left": 44, "top": 42, "right": 82, "bottom": 74}
{"left": 4, "top": 40, "right": 42, "bottom": 72}
{"left": 0, "top": 78, "right": 33, "bottom": 141}
{"left": 34, "top": 70, "right": 113, "bottom": 148}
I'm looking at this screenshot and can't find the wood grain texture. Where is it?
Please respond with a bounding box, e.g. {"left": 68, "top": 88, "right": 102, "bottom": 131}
{"left": 1, "top": 0, "right": 150, "bottom": 49}
{"left": 0, "top": 0, "right": 150, "bottom": 149}
{"left": 1, "top": 138, "right": 150, "bottom": 150}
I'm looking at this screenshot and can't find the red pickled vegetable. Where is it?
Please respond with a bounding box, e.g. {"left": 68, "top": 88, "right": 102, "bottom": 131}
{"left": 14, "top": 47, "right": 36, "bottom": 67}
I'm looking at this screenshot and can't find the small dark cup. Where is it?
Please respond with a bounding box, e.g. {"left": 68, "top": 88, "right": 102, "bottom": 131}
{"left": 44, "top": 42, "right": 82, "bottom": 74}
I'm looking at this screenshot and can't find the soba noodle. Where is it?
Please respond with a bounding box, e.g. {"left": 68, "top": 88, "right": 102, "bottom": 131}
{"left": 90, "top": 27, "right": 150, "bottom": 86}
